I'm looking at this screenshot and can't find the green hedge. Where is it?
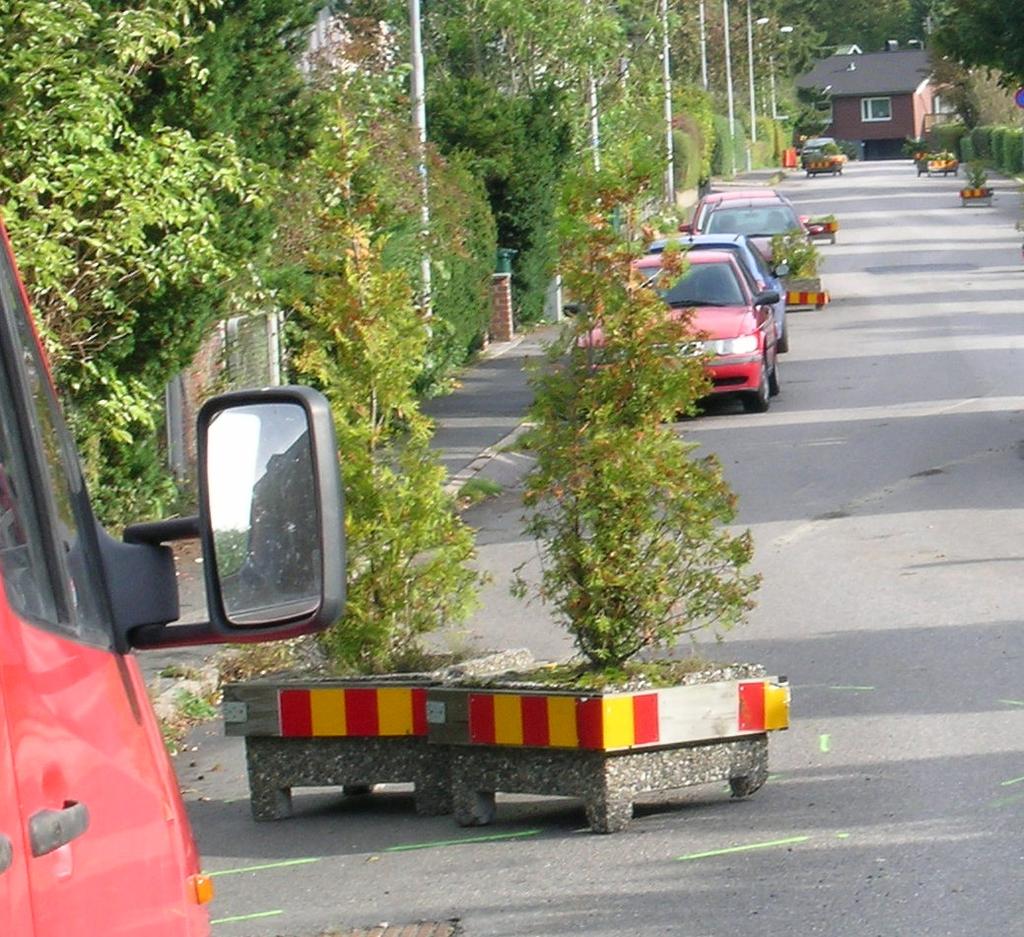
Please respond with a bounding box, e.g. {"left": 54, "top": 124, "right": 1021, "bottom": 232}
{"left": 1004, "top": 129, "right": 1024, "bottom": 173}
{"left": 711, "top": 114, "right": 736, "bottom": 176}
{"left": 970, "top": 126, "right": 993, "bottom": 160}
{"left": 672, "top": 125, "right": 704, "bottom": 191}
{"left": 991, "top": 127, "right": 1008, "bottom": 168}
{"left": 958, "top": 135, "right": 975, "bottom": 163}
{"left": 930, "top": 122, "right": 967, "bottom": 157}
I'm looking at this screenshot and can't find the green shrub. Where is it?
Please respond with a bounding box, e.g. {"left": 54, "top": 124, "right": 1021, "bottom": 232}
{"left": 992, "top": 127, "right": 1008, "bottom": 168}
{"left": 959, "top": 135, "right": 975, "bottom": 163}
{"left": 518, "top": 153, "right": 759, "bottom": 670}
{"left": 676, "top": 85, "right": 716, "bottom": 182}
{"left": 1004, "top": 129, "right": 1024, "bottom": 173}
{"left": 711, "top": 114, "right": 736, "bottom": 176}
{"left": 930, "top": 122, "right": 967, "bottom": 156}
{"left": 971, "top": 126, "right": 993, "bottom": 160}
{"left": 672, "top": 125, "right": 704, "bottom": 191}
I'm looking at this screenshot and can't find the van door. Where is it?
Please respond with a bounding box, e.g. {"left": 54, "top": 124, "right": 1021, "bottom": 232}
{"left": 0, "top": 232, "right": 209, "bottom": 936}
{"left": 0, "top": 662, "right": 33, "bottom": 935}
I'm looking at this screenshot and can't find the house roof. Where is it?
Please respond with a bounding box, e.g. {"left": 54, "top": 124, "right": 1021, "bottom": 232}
{"left": 795, "top": 49, "right": 931, "bottom": 97}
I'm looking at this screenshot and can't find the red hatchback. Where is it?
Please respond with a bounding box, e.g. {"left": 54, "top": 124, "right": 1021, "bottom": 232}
{"left": 637, "top": 251, "right": 781, "bottom": 412}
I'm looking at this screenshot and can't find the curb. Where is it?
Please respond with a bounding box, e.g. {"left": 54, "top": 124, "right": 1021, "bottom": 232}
{"left": 443, "top": 422, "right": 535, "bottom": 497}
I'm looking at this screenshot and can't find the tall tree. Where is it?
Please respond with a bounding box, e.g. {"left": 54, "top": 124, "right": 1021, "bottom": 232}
{"left": 931, "top": 0, "right": 1024, "bottom": 86}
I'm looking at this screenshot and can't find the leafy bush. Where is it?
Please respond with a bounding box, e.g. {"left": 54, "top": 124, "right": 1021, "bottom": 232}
{"left": 902, "top": 136, "right": 927, "bottom": 158}
{"left": 991, "top": 127, "right": 1008, "bottom": 168}
{"left": 711, "top": 115, "right": 737, "bottom": 177}
{"left": 959, "top": 135, "right": 976, "bottom": 163}
{"left": 676, "top": 85, "right": 716, "bottom": 183}
{"left": 772, "top": 232, "right": 820, "bottom": 279}
{"left": 930, "top": 122, "right": 967, "bottom": 157}
{"left": 971, "top": 126, "right": 993, "bottom": 160}
{"left": 278, "top": 97, "right": 481, "bottom": 674}
{"left": 965, "top": 160, "right": 988, "bottom": 188}
{"left": 1004, "top": 129, "right": 1024, "bottom": 173}
{"left": 516, "top": 149, "right": 758, "bottom": 670}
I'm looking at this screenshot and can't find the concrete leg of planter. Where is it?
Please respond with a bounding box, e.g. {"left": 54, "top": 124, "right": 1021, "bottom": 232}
{"left": 584, "top": 791, "right": 634, "bottom": 834}
{"left": 728, "top": 735, "right": 769, "bottom": 798}
{"left": 453, "top": 788, "right": 498, "bottom": 826}
{"left": 242, "top": 735, "right": 453, "bottom": 821}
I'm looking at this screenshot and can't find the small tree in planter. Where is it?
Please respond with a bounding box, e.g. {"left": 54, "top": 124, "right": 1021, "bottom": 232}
{"left": 960, "top": 161, "right": 993, "bottom": 205}
{"left": 432, "top": 155, "right": 786, "bottom": 833}
{"left": 516, "top": 157, "right": 760, "bottom": 680}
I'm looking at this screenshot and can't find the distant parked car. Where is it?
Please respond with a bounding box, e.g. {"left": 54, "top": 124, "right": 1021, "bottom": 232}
{"left": 678, "top": 188, "right": 782, "bottom": 235}
{"left": 645, "top": 233, "right": 791, "bottom": 353}
{"left": 700, "top": 196, "right": 807, "bottom": 263}
{"left": 635, "top": 251, "right": 781, "bottom": 413}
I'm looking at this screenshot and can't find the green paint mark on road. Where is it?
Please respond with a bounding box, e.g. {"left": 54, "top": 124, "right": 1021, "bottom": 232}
{"left": 836, "top": 832, "right": 851, "bottom": 839}
{"left": 829, "top": 685, "right": 875, "bottom": 691}
{"left": 998, "top": 699, "right": 1024, "bottom": 707}
{"left": 1001, "top": 776, "right": 1024, "bottom": 787}
{"left": 211, "top": 910, "right": 284, "bottom": 925}
{"left": 676, "top": 835, "right": 810, "bottom": 861}
{"left": 386, "top": 829, "right": 541, "bottom": 852}
{"left": 208, "top": 857, "right": 319, "bottom": 877}
{"left": 819, "top": 734, "right": 831, "bottom": 753}
{"left": 988, "top": 791, "right": 1024, "bottom": 809}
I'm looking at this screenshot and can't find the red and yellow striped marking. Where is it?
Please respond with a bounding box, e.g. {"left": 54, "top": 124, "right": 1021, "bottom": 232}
{"left": 469, "top": 692, "right": 660, "bottom": 750}
{"left": 786, "top": 290, "right": 830, "bottom": 308}
{"left": 279, "top": 686, "right": 428, "bottom": 737}
{"left": 737, "top": 681, "right": 790, "bottom": 732}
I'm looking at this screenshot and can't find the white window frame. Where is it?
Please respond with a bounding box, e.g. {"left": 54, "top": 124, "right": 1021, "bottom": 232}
{"left": 861, "top": 96, "right": 892, "bottom": 122}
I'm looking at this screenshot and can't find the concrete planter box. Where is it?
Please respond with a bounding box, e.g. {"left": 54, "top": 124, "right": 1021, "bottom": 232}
{"left": 783, "top": 276, "right": 829, "bottom": 309}
{"left": 959, "top": 187, "right": 993, "bottom": 207}
{"left": 223, "top": 677, "right": 449, "bottom": 820}
{"left": 427, "top": 673, "right": 789, "bottom": 833}
{"left": 223, "top": 664, "right": 790, "bottom": 834}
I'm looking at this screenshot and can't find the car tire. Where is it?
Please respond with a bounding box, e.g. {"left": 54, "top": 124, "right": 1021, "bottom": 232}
{"left": 743, "top": 360, "right": 771, "bottom": 413}
{"left": 768, "top": 356, "right": 780, "bottom": 396}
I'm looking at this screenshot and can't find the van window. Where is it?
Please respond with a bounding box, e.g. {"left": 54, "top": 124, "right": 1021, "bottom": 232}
{"left": 0, "top": 241, "right": 111, "bottom": 646}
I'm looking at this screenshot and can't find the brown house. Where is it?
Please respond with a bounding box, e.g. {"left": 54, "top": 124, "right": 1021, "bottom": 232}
{"left": 795, "top": 47, "right": 938, "bottom": 160}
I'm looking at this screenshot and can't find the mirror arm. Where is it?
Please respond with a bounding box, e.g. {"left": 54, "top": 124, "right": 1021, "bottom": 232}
{"left": 124, "top": 516, "right": 199, "bottom": 546}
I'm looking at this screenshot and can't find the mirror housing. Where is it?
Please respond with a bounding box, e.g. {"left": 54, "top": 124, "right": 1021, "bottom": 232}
{"left": 772, "top": 261, "right": 790, "bottom": 277}
{"left": 677, "top": 222, "right": 694, "bottom": 234}
{"left": 754, "top": 290, "right": 781, "bottom": 306}
{"left": 120, "top": 386, "right": 345, "bottom": 649}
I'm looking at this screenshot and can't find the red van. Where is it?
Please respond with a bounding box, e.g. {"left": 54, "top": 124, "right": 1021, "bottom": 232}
{"left": 0, "top": 220, "right": 345, "bottom": 936}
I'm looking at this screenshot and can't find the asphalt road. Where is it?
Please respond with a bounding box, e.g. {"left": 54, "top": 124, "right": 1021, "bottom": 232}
{"left": 182, "top": 160, "right": 1024, "bottom": 937}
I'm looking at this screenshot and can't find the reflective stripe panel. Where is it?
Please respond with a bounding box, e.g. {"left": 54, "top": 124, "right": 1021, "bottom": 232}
{"left": 547, "top": 696, "right": 579, "bottom": 748}
{"left": 278, "top": 687, "right": 430, "bottom": 737}
{"left": 493, "top": 694, "right": 524, "bottom": 746}
{"left": 311, "top": 689, "right": 348, "bottom": 736}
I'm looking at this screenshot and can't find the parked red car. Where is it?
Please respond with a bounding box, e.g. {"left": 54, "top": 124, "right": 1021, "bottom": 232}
{"left": 699, "top": 196, "right": 807, "bottom": 261}
{"left": 678, "top": 188, "right": 781, "bottom": 235}
{"left": 0, "top": 218, "right": 346, "bottom": 936}
{"left": 635, "top": 251, "right": 781, "bottom": 412}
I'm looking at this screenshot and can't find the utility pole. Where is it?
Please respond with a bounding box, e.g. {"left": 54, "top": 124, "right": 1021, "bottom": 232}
{"left": 698, "top": 0, "right": 709, "bottom": 90}
{"left": 409, "top": 0, "right": 431, "bottom": 317}
{"left": 723, "top": 0, "right": 736, "bottom": 156}
{"left": 661, "top": 0, "right": 674, "bottom": 204}
{"left": 746, "top": 0, "right": 757, "bottom": 144}
{"left": 588, "top": 71, "right": 601, "bottom": 172}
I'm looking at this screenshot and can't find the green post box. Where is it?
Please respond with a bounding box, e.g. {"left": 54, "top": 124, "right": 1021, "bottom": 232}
{"left": 495, "top": 248, "right": 517, "bottom": 274}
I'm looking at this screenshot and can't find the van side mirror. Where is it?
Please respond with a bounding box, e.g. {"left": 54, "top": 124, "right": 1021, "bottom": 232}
{"left": 754, "top": 290, "right": 781, "bottom": 306}
{"left": 773, "top": 261, "right": 790, "bottom": 277}
{"left": 117, "top": 386, "right": 345, "bottom": 649}
{"left": 201, "top": 392, "right": 344, "bottom": 630}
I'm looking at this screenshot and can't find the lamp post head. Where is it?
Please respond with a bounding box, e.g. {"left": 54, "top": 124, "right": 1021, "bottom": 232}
{"left": 780, "top": 25, "right": 794, "bottom": 33}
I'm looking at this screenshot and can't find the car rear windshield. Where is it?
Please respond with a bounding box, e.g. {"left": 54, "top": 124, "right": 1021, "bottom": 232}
{"left": 705, "top": 205, "right": 800, "bottom": 237}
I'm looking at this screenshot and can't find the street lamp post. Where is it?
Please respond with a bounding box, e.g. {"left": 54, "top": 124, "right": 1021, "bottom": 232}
{"left": 698, "top": 0, "right": 709, "bottom": 90}
{"left": 661, "top": 0, "right": 674, "bottom": 204}
{"left": 723, "top": 0, "right": 736, "bottom": 150}
{"left": 409, "top": 0, "right": 431, "bottom": 318}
